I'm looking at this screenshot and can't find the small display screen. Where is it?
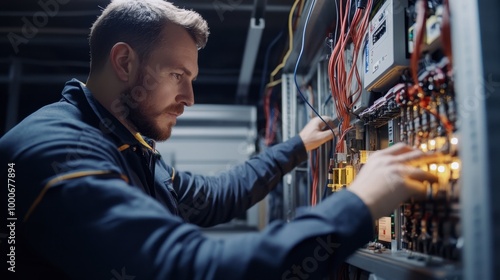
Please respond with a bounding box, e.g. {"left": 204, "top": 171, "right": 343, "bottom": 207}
{"left": 372, "top": 20, "right": 387, "bottom": 45}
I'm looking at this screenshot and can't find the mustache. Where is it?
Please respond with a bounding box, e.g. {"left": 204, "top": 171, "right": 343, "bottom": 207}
{"left": 165, "top": 104, "right": 184, "bottom": 116}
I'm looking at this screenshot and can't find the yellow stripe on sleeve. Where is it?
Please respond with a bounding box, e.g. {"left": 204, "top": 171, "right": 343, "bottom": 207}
{"left": 24, "top": 170, "right": 129, "bottom": 222}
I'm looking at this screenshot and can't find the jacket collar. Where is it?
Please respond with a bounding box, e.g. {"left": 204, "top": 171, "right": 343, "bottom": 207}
{"left": 61, "top": 78, "right": 155, "bottom": 151}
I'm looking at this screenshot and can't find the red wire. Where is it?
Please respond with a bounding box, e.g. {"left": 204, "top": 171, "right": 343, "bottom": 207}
{"left": 441, "top": 0, "right": 453, "bottom": 74}
{"left": 328, "top": 0, "right": 372, "bottom": 153}
{"left": 410, "top": 0, "right": 427, "bottom": 98}
{"left": 310, "top": 150, "right": 320, "bottom": 206}
{"left": 269, "top": 105, "right": 280, "bottom": 144}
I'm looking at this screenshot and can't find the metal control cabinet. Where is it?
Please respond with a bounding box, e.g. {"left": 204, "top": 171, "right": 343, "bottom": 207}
{"left": 280, "top": 0, "right": 499, "bottom": 279}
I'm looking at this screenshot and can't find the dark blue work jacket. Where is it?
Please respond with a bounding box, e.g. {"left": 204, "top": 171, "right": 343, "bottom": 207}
{"left": 0, "top": 79, "right": 373, "bottom": 279}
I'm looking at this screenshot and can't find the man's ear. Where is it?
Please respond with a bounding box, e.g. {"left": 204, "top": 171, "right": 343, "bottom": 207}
{"left": 109, "top": 42, "right": 138, "bottom": 82}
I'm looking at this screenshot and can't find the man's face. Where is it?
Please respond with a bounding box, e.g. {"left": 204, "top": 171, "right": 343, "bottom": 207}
{"left": 122, "top": 24, "right": 198, "bottom": 141}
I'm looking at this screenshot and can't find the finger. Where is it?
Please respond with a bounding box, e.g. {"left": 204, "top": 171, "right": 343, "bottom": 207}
{"left": 394, "top": 150, "right": 442, "bottom": 166}
{"left": 403, "top": 178, "right": 428, "bottom": 198}
{"left": 318, "top": 130, "right": 334, "bottom": 141}
{"left": 320, "top": 115, "right": 333, "bottom": 122}
{"left": 319, "top": 117, "right": 334, "bottom": 129}
{"left": 402, "top": 166, "right": 439, "bottom": 183}
{"left": 320, "top": 115, "right": 334, "bottom": 124}
{"left": 410, "top": 152, "right": 444, "bottom": 165}
{"left": 393, "top": 149, "right": 425, "bottom": 163}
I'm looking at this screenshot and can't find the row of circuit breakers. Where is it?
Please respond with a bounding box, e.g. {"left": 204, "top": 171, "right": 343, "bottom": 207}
{"left": 323, "top": 0, "right": 460, "bottom": 262}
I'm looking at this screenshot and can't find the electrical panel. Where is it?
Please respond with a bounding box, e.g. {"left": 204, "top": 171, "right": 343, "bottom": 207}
{"left": 278, "top": 0, "right": 500, "bottom": 278}
{"left": 363, "top": 0, "right": 409, "bottom": 92}
{"left": 350, "top": 0, "right": 461, "bottom": 272}
{"left": 274, "top": 0, "right": 494, "bottom": 278}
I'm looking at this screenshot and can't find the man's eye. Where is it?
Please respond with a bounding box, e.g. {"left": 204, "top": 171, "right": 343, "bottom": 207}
{"left": 172, "top": 73, "right": 182, "bottom": 80}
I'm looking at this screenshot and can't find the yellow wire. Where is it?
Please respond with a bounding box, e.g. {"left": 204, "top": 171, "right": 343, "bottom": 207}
{"left": 267, "top": 0, "right": 301, "bottom": 86}
{"left": 266, "top": 79, "right": 282, "bottom": 88}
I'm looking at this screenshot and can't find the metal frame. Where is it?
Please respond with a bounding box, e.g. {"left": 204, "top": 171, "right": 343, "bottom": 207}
{"left": 316, "top": 58, "right": 331, "bottom": 203}
{"left": 450, "top": 0, "right": 500, "bottom": 279}
{"left": 281, "top": 73, "right": 299, "bottom": 220}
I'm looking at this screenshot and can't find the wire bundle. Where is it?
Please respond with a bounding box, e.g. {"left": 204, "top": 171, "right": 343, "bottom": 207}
{"left": 328, "top": 0, "right": 372, "bottom": 152}
{"left": 263, "top": 87, "right": 280, "bottom": 145}
{"left": 309, "top": 150, "right": 320, "bottom": 205}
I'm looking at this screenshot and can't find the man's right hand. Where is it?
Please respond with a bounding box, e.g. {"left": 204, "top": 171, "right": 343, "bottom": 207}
{"left": 347, "top": 143, "right": 439, "bottom": 219}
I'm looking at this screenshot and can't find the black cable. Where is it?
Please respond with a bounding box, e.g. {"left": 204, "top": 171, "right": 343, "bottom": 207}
{"left": 357, "top": 0, "right": 368, "bottom": 9}
{"left": 322, "top": 147, "right": 334, "bottom": 200}
{"left": 294, "top": 0, "right": 336, "bottom": 138}
{"left": 321, "top": 181, "right": 329, "bottom": 200}
{"left": 259, "top": 30, "right": 284, "bottom": 102}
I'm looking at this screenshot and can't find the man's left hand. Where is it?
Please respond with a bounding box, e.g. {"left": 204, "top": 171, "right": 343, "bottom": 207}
{"left": 299, "top": 116, "right": 336, "bottom": 152}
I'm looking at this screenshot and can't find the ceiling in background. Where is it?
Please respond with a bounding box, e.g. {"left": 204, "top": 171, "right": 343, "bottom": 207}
{"left": 0, "top": 0, "right": 294, "bottom": 133}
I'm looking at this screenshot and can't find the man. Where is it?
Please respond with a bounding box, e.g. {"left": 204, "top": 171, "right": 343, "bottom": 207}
{"left": 0, "top": 0, "right": 436, "bottom": 279}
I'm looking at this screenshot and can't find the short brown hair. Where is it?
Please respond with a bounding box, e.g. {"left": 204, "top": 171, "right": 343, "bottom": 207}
{"left": 89, "top": 0, "right": 209, "bottom": 71}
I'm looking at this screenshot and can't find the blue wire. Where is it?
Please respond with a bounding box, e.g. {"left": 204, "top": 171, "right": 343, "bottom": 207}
{"left": 323, "top": 94, "right": 332, "bottom": 106}
{"left": 259, "top": 31, "right": 284, "bottom": 101}
{"left": 333, "top": 0, "right": 340, "bottom": 48}
{"left": 293, "top": 0, "right": 335, "bottom": 137}
{"left": 322, "top": 181, "right": 329, "bottom": 199}
{"left": 347, "top": 0, "right": 353, "bottom": 29}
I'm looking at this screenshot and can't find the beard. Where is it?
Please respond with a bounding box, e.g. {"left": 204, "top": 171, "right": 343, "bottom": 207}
{"left": 126, "top": 99, "right": 172, "bottom": 141}
{"left": 120, "top": 69, "right": 179, "bottom": 142}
